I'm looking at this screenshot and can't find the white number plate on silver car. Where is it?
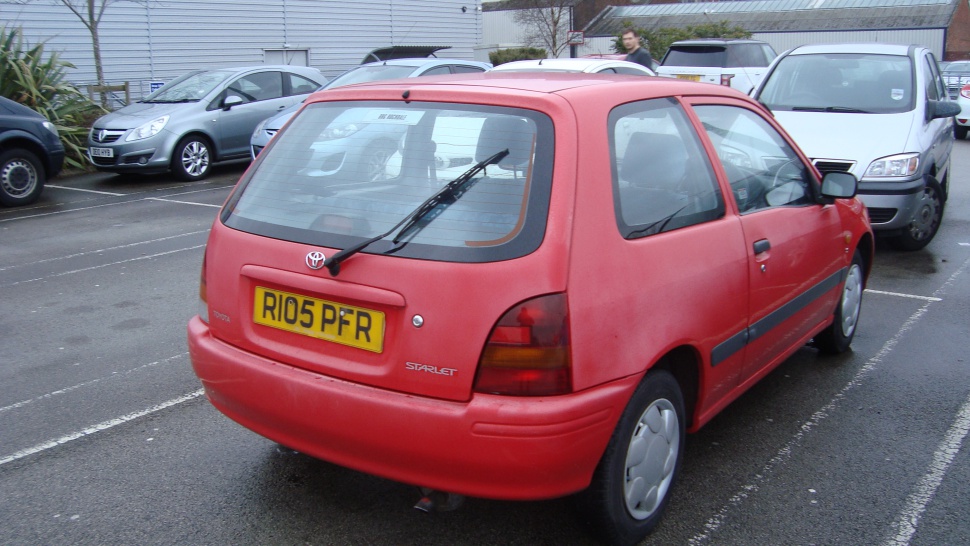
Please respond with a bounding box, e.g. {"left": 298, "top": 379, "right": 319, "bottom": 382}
{"left": 89, "top": 147, "right": 114, "bottom": 158}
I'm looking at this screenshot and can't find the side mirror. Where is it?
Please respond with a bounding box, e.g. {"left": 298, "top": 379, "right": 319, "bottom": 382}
{"left": 820, "top": 171, "right": 857, "bottom": 199}
{"left": 926, "top": 99, "right": 961, "bottom": 121}
{"left": 223, "top": 95, "right": 244, "bottom": 110}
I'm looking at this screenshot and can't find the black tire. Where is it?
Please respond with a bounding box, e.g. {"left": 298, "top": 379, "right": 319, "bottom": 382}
{"left": 815, "top": 249, "right": 865, "bottom": 354}
{"left": 579, "top": 370, "right": 685, "bottom": 546}
{"left": 0, "top": 148, "right": 45, "bottom": 206}
{"left": 956, "top": 124, "right": 968, "bottom": 140}
{"left": 171, "top": 135, "right": 212, "bottom": 181}
{"left": 888, "top": 176, "right": 944, "bottom": 251}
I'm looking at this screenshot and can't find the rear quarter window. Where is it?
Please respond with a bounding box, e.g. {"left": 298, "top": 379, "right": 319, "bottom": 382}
{"left": 223, "top": 101, "right": 554, "bottom": 263}
{"left": 610, "top": 98, "right": 724, "bottom": 238}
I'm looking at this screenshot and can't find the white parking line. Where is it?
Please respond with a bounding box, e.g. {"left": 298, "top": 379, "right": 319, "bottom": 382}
{"left": 145, "top": 197, "right": 221, "bottom": 208}
{"left": 46, "top": 185, "right": 124, "bottom": 196}
{"left": 5, "top": 244, "right": 205, "bottom": 287}
{"left": 0, "top": 231, "right": 209, "bottom": 272}
{"left": 0, "top": 389, "right": 205, "bottom": 467}
{"left": 884, "top": 394, "right": 970, "bottom": 545}
{"left": 0, "top": 353, "right": 189, "bottom": 414}
{"left": 865, "top": 289, "right": 943, "bottom": 302}
{"left": 689, "top": 255, "right": 970, "bottom": 545}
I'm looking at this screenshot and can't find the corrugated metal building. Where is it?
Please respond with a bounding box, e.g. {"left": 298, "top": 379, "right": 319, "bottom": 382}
{"left": 1, "top": 0, "right": 483, "bottom": 100}
{"left": 582, "top": 0, "right": 970, "bottom": 61}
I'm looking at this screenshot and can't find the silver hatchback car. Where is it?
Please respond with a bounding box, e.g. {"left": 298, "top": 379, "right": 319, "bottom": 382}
{"left": 88, "top": 65, "right": 324, "bottom": 180}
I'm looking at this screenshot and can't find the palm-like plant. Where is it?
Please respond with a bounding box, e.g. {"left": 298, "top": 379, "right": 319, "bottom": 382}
{"left": 1, "top": 25, "right": 105, "bottom": 170}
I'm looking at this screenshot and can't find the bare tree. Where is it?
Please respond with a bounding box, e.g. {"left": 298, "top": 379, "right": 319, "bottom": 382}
{"left": 1, "top": 0, "right": 153, "bottom": 106}
{"left": 512, "top": 0, "right": 574, "bottom": 59}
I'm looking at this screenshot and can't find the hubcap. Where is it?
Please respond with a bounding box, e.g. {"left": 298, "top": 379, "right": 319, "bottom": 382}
{"left": 181, "top": 141, "right": 210, "bottom": 177}
{"left": 840, "top": 263, "right": 863, "bottom": 337}
{"left": 1, "top": 159, "right": 38, "bottom": 197}
{"left": 624, "top": 398, "right": 679, "bottom": 520}
{"left": 907, "top": 186, "right": 941, "bottom": 241}
{"left": 366, "top": 149, "right": 392, "bottom": 182}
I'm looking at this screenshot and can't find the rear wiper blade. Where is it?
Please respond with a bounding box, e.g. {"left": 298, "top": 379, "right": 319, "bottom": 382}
{"left": 323, "top": 148, "right": 509, "bottom": 276}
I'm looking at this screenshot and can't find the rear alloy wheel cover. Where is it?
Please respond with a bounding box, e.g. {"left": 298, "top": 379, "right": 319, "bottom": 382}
{"left": 623, "top": 398, "right": 680, "bottom": 520}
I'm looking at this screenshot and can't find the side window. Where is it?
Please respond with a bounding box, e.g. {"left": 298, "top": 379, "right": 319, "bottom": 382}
{"left": 694, "top": 105, "right": 815, "bottom": 213}
{"left": 420, "top": 66, "right": 452, "bottom": 76}
{"left": 286, "top": 73, "right": 320, "bottom": 96}
{"left": 924, "top": 54, "right": 946, "bottom": 101}
{"left": 452, "top": 65, "right": 486, "bottom": 74}
{"left": 610, "top": 98, "right": 724, "bottom": 238}
{"left": 228, "top": 71, "right": 283, "bottom": 103}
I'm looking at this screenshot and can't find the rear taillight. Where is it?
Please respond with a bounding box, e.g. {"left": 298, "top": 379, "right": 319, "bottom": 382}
{"left": 720, "top": 73, "right": 735, "bottom": 86}
{"left": 198, "top": 252, "right": 209, "bottom": 323}
{"left": 960, "top": 84, "right": 970, "bottom": 99}
{"left": 473, "top": 293, "right": 571, "bottom": 396}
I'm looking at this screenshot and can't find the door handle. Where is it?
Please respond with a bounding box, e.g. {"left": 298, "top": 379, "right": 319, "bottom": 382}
{"left": 753, "top": 239, "right": 771, "bottom": 254}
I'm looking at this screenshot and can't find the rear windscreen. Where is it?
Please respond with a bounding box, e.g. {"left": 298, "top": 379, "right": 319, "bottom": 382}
{"left": 662, "top": 46, "right": 727, "bottom": 68}
{"left": 223, "top": 101, "right": 554, "bottom": 263}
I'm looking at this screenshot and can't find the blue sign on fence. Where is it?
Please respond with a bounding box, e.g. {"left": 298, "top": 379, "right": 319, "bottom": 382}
{"left": 150, "top": 82, "right": 165, "bottom": 93}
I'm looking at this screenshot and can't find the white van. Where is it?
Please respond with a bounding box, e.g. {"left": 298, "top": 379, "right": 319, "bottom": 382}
{"left": 753, "top": 43, "right": 959, "bottom": 250}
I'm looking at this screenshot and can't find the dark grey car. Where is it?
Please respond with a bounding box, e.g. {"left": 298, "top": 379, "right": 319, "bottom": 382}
{"left": 0, "top": 96, "right": 65, "bottom": 206}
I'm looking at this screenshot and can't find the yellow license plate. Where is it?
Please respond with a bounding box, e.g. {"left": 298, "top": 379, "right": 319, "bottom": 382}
{"left": 675, "top": 74, "right": 701, "bottom": 81}
{"left": 254, "top": 286, "right": 385, "bottom": 353}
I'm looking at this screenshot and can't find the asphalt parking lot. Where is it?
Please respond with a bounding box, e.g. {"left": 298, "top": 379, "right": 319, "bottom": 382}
{"left": 1, "top": 145, "right": 968, "bottom": 544}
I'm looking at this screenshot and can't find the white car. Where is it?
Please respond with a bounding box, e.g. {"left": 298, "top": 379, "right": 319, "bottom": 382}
{"left": 955, "top": 83, "right": 970, "bottom": 139}
{"left": 656, "top": 39, "right": 777, "bottom": 94}
{"left": 753, "top": 43, "right": 959, "bottom": 250}
{"left": 489, "top": 58, "right": 655, "bottom": 76}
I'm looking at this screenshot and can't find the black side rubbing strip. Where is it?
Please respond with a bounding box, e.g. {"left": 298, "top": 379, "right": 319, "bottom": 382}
{"left": 710, "top": 267, "right": 846, "bottom": 367}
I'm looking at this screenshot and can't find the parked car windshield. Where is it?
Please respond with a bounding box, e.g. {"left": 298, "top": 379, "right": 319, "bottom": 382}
{"left": 325, "top": 65, "right": 421, "bottom": 89}
{"left": 758, "top": 53, "right": 914, "bottom": 114}
{"left": 144, "top": 69, "right": 236, "bottom": 102}
{"left": 224, "top": 101, "right": 554, "bottom": 263}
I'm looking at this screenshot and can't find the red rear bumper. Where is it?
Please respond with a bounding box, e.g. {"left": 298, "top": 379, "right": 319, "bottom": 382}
{"left": 188, "top": 316, "right": 638, "bottom": 500}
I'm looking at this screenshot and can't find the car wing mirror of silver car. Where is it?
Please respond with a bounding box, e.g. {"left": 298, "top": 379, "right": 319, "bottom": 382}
{"left": 223, "top": 95, "right": 244, "bottom": 110}
{"left": 926, "top": 99, "right": 961, "bottom": 122}
{"left": 820, "top": 171, "right": 858, "bottom": 200}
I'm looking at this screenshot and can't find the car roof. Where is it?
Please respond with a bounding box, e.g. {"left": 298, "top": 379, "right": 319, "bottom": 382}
{"left": 787, "top": 43, "right": 914, "bottom": 56}
{"left": 490, "top": 58, "right": 652, "bottom": 73}
{"left": 313, "top": 71, "right": 749, "bottom": 101}
{"left": 670, "top": 39, "right": 768, "bottom": 46}
{"left": 357, "top": 58, "right": 492, "bottom": 70}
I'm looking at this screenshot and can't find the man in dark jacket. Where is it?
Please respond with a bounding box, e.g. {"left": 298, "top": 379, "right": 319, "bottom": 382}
{"left": 622, "top": 28, "right": 654, "bottom": 69}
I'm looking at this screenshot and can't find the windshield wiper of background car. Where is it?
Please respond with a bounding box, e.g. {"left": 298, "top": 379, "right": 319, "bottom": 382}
{"left": 323, "top": 148, "right": 510, "bottom": 276}
{"left": 791, "top": 105, "right": 872, "bottom": 113}
{"left": 141, "top": 98, "right": 198, "bottom": 103}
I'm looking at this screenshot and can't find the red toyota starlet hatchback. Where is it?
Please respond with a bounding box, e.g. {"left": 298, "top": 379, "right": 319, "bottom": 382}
{"left": 188, "top": 73, "right": 873, "bottom": 545}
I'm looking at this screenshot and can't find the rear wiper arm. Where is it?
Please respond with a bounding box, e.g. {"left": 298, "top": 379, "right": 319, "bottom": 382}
{"left": 323, "top": 148, "right": 509, "bottom": 276}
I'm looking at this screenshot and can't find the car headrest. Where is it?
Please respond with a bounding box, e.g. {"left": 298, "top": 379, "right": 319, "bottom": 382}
{"left": 475, "top": 116, "right": 534, "bottom": 168}
{"left": 621, "top": 132, "right": 688, "bottom": 188}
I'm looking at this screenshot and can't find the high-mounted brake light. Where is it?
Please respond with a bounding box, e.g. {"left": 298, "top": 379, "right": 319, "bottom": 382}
{"left": 474, "top": 293, "right": 571, "bottom": 396}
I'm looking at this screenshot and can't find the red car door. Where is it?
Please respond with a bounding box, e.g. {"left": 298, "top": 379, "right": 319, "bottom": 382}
{"left": 692, "top": 103, "right": 845, "bottom": 386}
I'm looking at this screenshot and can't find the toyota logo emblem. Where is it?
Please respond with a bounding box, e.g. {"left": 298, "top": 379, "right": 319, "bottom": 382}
{"left": 305, "top": 251, "right": 326, "bottom": 270}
